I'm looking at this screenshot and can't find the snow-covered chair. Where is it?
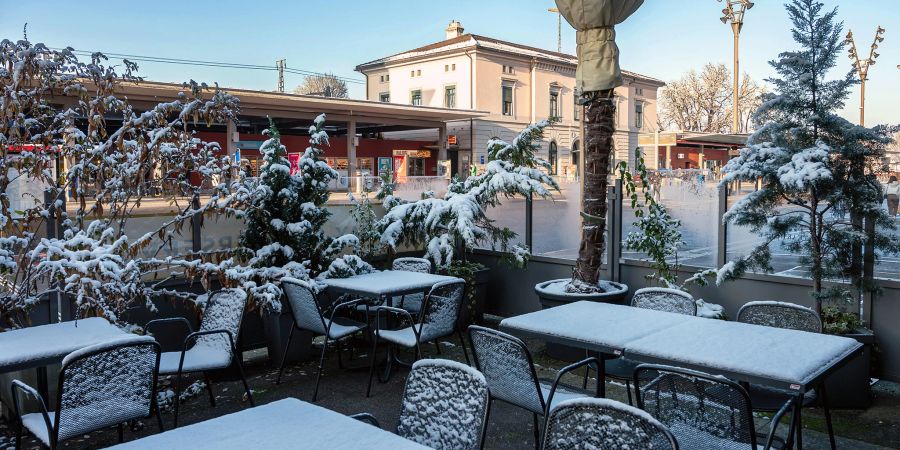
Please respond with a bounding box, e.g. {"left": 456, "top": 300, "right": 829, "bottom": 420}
{"left": 144, "top": 288, "right": 254, "bottom": 428}
{"left": 277, "top": 278, "right": 369, "bottom": 401}
{"left": 585, "top": 287, "right": 697, "bottom": 406}
{"left": 397, "top": 359, "right": 489, "bottom": 450}
{"left": 634, "top": 364, "right": 789, "bottom": 450}
{"left": 631, "top": 287, "right": 697, "bottom": 316}
{"left": 737, "top": 301, "right": 831, "bottom": 448}
{"left": 366, "top": 280, "right": 470, "bottom": 397}
{"left": 11, "top": 335, "right": 162, "bottom": 449}
{"left": 469, "top": 325, "right": 599, "bottom": 449}
{"left": 737, "top": 300, "right": 821, "bottom": 333}
{"left": 390, "top": 257, "right": 431, "bottom": 314}
{"left": 541, "top": 397, "right": 678, "bottom": 450}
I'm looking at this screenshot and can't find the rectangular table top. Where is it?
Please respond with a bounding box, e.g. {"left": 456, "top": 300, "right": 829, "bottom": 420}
{"left": 112, "top": 398, "right": 429, "bottom": 450}
{"left": 624, "top": 318, "right": 861, "bottom": 391}
{"left": 0, "top": 317, "right": 126, "bottom": 373}
{"left": 322, "top": 270, "right": 462, "bottom": 297}
{"left": 499, "top": 301, "right": 689, "bottom": 354}
{"left": 500, "top": 301, "right": 862, "bottom": 391}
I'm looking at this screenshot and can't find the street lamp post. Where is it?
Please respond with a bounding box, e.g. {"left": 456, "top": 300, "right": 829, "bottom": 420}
{"left": 548, "top": 7, "right": 562, "bottom": 53}
{"left": 846, "top": 27, "right": 886, "bottom": 126}
{"left": 718, "top": 0, "right": 753, "bottom": 134}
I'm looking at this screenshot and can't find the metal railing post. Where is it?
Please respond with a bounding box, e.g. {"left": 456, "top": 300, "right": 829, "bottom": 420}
{"left": 717, "top": 183, "right": 728, "bottom": 268}
{"left": 191, "top": 194, "right": 202, "bottom": 253}
{"left": 610, "top": 179, "right": 622, "bottom": 282}
{"left": 525, "top": 192, "right": 533, "bottom": 250}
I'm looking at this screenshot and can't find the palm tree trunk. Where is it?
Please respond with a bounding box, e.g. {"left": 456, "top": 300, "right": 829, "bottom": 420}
{"left": 572, "top": 90, "right": 616, "bottom": 292}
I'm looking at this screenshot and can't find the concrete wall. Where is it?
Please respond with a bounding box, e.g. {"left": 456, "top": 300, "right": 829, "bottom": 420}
{"left": 472, "top": 251, "right": 900, "bottom": 382}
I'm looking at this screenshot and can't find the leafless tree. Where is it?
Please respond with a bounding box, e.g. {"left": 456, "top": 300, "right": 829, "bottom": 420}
{"left": 293, "top": 73, "right": 349, "bottom": 98}
{"left": 659, "top": 63, "right": 764, "bottom": 133}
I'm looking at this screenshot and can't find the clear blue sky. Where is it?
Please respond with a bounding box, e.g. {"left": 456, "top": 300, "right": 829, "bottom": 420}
{"left": 2, "top": 0, "right": 897, "bottom": 125}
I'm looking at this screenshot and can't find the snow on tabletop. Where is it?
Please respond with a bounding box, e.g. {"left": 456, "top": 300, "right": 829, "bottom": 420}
{"left": 541, "top": 280, "right": 621, "bottom": 294}
{"left": 322, "top": 270, "right": 462, "bottom": 295}
{"left": 500, "top": 301, "right": 689, "bottom": 351}
{"left": 624, "top": 318, "right": 859, "bottom": 385}
{"left": 110, "top": 398, "right": 429, "bottom": 450}
{"left": 0, "top": 317, "right": 127, "bottom": 369}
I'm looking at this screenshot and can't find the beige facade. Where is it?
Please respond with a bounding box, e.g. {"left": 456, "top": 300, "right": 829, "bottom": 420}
{"left": 356, "top": 21, "right": 665, "bottom": 177}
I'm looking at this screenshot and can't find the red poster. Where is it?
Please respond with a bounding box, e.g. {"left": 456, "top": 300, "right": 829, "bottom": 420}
{"left": 288, "top": 153, "right": 301, "bottom": 175}
{"left": 393, "top": 155, "right": 406, "bottom": 182}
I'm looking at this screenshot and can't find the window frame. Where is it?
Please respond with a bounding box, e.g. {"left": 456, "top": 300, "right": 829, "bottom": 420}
{"left": 444, "top": 85, "right": 456, "bottom": 109}
{"left": 379, "top": 92, "right": 390, "bottom": 103}
{"left": 635, "top": 102, "right": 644, "bottom": 129}
{"left": 549, "top": 90, "right": 560, "bottom": 119}
{"left": 410, "top": 89, "right": 423, "bottom": 106}
{"left": 501, "top": 82, "right": 514, "bottom": 117}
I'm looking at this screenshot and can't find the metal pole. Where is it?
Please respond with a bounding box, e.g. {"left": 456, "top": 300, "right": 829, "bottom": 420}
{"left": 732, "top": 22, "right": 741, "bottom": 133}
{"left": 859, "top": 79, "right": 865, "bottom": 126}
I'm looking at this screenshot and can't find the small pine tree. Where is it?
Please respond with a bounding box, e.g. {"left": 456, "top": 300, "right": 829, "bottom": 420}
{"left": 718, "top": 0, "right": 898, "bottom": 313}
{"left": 239, "top": 115, "right": 364, "bottom": 305}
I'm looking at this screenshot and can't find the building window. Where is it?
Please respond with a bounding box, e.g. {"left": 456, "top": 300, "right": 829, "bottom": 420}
{"left": 549, "top": 91, "right": 560, "bottom": 118}
{"left": 548, "top": 141, "right": 558, "bottom": 175}
{"left": 379, "top": 75, "right": 384, "bottom": 82}
{"left": 451, "top": 63, "right": 456, "bottom": 71}
{"left": 635, "top": 102, "right": 644, "bottom": 129}
{"left": 445, "top": 64, "right": 449, "bottom": 72}
{"left": 635, "top": 87, "right": 643, "bottom": 96}
{"left": 444, "top": 86, "right": 456, "bottom": 108}
{"left": 386, "top": 74, "right": 390, "bottom": 81}
{"left": 410, "top": 90, "right": 422, "bottom": 106}
{"left": 502, "top": 84, "right": 513, "bottom": 116}
{"left": 502, "top": 65, "right": 515, "bottom": 74}
{"left": 417, "top": 69, "right": 421, "bottom": 76}
{"left": 574, "top": 95, "right": 580, "bottom": 121}
{"left": 410, "top": 70, "right": 415, "bottom": 77}
{"left": 379, "top": 92, "right": 390, "bottom": 103}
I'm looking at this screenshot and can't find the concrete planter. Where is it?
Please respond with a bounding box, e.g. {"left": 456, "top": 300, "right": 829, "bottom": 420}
{"left": 260, "top": 303, "right": 312, "bottom": 368}
{"left": 458, "top": 267, "right": 491, "bottom": 326}
{"left": 823, "top": 328, "right": 874, "bottom": 409}
{"left": 534, "top": 279, "right": 629, "bottom": 361}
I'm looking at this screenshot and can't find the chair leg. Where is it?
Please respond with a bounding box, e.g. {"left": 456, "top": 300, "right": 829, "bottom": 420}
{"left": 532, "top": 411, "right": 541, "bottom": 450}
{"left": 313, "top": 335, "right": 330, "bottom": 402}
{"left": 434, "top": 340, "right": 442, "bottom": 354}
{"left": 14, "top": 417, "right": 22, "bottom": 450}
{"left": 234, "top": 349, "right": 255, "bottom": 407}
{"left": 582, "top": 350, "right": 590, "bottom": 390}
{"left": 366, "top": 336, "right": 379, "bottom": 397}
{"left": 276, "top": 325, "right": 296, "bottom": 385}
{"left": 118, "top": 423, "right": 125, "bottom": 443}
{"left": 173, "top": 370, "right": 183, "bottom": 428}
{"left": 204, "top": 373, "right": 216, "bottom": 407}
{"left": 337, "top": 339, "right": 345, "bottom": 369}
{"left": 457, "top": 329, "right": 471, "bottom": 365}
{"left": 154, "top": 401, "right": 165, "bottom": 432}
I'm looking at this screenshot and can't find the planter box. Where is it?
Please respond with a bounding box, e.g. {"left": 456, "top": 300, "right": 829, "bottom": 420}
{"left": 534, "top": 279, "right": 629, "bottom": 362}
{"left": 261, "top": 308, "right": 312, "bottom": 368}
{"left": 822, "top": 328, "right": 874, "bottom": 409}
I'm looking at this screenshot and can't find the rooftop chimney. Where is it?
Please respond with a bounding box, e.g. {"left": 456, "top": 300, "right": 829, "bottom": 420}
{"left": 445, "top": 20, "right": 464, "bottom": 40}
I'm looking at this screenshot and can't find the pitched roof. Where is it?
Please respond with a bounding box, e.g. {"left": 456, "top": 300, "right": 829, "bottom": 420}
{"left": 356, "top": 33, "right": 665, "bottom": 86}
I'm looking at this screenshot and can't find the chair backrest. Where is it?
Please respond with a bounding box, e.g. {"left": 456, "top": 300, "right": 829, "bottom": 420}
{"left": 542, "top": 397, "right": 679, "bottom": 450}
{"left": 393, "top": 257, "right": 432, "bottom": 273}
{"left": 631, "top": 288, "right": 696, "bottom": 316}
{"left": 282, "top": 278, "right": 328, "bottom": 334}
{"left": 55, "top": 335, "right": 160, "bottom": 443}
{"left": 397, "top": 359, "right": 489, "bottom": 450}
{"left": 634, "top": 364, "right": 756, "bottom": 450}
{"left": 737, "top": 301, "right": 822, "bottom": 333}
{"left": 468, "top": 325, "right": 544, "bottom": 414}
{"left": 195, "top": 288, "right": 248, "bottom": 353}
{"left": 418, "top": 280, "right": 466, "bottom": 342}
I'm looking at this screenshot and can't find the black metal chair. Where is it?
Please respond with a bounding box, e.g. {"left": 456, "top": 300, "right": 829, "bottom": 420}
{"left": 586, "top": 287, "right": 697, "bottom": 405}
{"left": 390, "top": 257, "right": 432, "bottom": 315}
{"left": 737, "top": 300, "right": 833, "bottom": 449}
{"left": 366, "top": 279, "right": 470, "bottom": 396}
{"left": 397, "top": 359, "right": 490, "bottom": 450}
{"left": 12, "top": 335, "right": 162, "bottom": 449}
{"left": 469, "top": 325, "right": 600, "bottom": 449}
{"left": 144, "top": 288, "right": 254, "bottom": 428}
{"left": 541, "top": 397, "right": 679, "bottom": 450}
{"left": 634, "top": 364, "right": 790, "bottom": 450}
{"left": 277, "top": 277, "right": 369, "bottom": 401}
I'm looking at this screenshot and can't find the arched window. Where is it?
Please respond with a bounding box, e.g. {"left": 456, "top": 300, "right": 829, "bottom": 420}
{"left": 548, "top": 141, "right": 558, "bottom": 175}
{"left": 571, "top": 140, "right": 580, "bottom": 177}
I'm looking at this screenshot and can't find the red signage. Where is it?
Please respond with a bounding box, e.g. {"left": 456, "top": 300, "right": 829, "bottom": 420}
{"left": 447, "top": 135, "right": 458, "bottom": 146}
{"left": 6, "top": 144, "right": 60, "bottom": 153}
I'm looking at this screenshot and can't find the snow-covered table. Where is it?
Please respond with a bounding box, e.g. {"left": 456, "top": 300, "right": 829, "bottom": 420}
{"left": 111, "top": 397, "right": 429, "bottom": 449}
{"left": 624, "top": 317, "right": 861, "bottom": 392}
{"left": 0, "top": 317, "right": 126, "bottom": 373}
{"left": 322, "top": 270, "right": 462, "bottom": 298}
{"left": 499, "top": 301, "right": 689, "bottom": 355}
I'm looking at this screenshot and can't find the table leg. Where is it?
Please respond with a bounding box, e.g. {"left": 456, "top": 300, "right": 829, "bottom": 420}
{"left": 36, "top": 366, "right": 49, "bottom": 403}
{"left": 597, "top": 355, "right": 607, "bottom": 398}
{"left": 819, "top": 383, "right": 836, "bottom": 450}
{"left": 795, "top": 393, "right": 803, "bottom": 450}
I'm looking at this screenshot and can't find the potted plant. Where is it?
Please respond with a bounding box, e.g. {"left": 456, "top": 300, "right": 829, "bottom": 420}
{"left": 712, "top": 0, "right": 897, "bottom": 407}
{"left": 534, "top": 0, "right": 645, "bottom": 309}
{"left": 377, "top": 121, "right": 560, "bottom": 325}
